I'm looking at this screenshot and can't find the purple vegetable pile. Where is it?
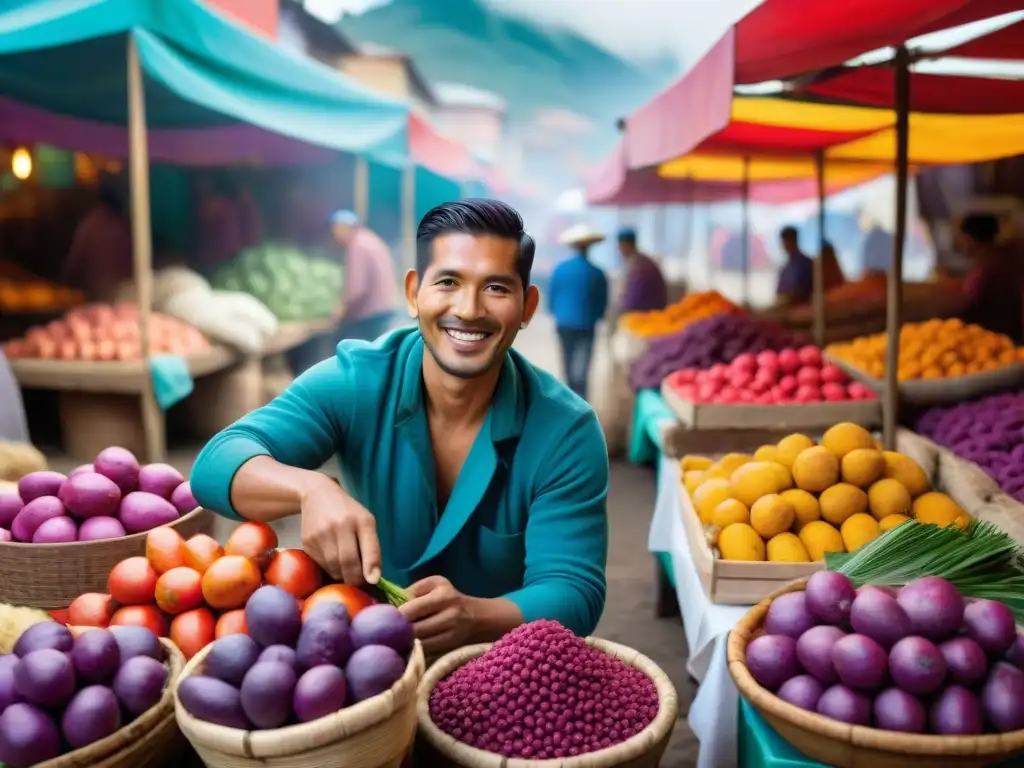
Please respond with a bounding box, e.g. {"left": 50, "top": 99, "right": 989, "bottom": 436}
{"left": 916, "top": 391, "right": 1024, "bottom": 502}
{"left": 746, "top": 571, "right": 1024, "bottom": 735}
{"left": 0, "top": 447, "right": 197, "bottom": 544}
{"left": 0, "top": 622, "right": 168, "bottom": 766}
{"left": 178, "top": 587, "right": 412, "bottom": 730}
{"left": 430, "top": 620, "right": 659, "bottom": 759}
{"left": 629, "top": 314, "right": 807, "bottom": 391}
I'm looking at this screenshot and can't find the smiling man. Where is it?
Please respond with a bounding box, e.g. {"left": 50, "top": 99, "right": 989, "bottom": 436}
{"left": 190, "top": 199, "right": 609, "bottom": 653}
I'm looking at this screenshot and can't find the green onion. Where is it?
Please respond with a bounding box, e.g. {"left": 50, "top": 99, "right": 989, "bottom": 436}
{"left": 825, "top": 520, "right": 1024, "bottom": 624}
{"left": 377, "top": 577, "right": 410, "bottom": 607}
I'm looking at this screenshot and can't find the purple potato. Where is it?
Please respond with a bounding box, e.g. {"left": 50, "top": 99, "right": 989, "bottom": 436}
{"left": 240, "top": 661, "right": 297, "bottom": 729}
{"left": 349, "top": 604, "right": 413, "bottom": 654}
{"left": 293, "top": 665, "right": 347, "bottom": 722}
{"left": 0, "top": 703, "right": 61, "bottom": 765}
{"left": 13, "top": 621, "right": 73, "bottom": 656}
{"left": 15, "top": 648, "right": 76, "bottom": 707}
{"left": 205, "top": 634, "right": 261, "bottom": 686}
{"left": 177, "top": 676, "right": 251, "bottom": 729}
{"left": 112, "top": 655, "right": 168, "bottom": 715}
{"left": 61, "top": 685, "right": 121, "bottom": 748}
{"left": 71, "top": 628, "right": 121, "bottom": 684}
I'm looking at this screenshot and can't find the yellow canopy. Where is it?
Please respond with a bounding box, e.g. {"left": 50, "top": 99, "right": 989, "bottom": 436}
{"left": 659, "top": 155, "right": 894, "bottom": 183}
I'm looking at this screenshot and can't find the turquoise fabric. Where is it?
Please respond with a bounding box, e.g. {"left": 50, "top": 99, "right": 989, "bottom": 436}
{"left": 0, "top": 0, "right": 408, "bottom": 161}
{"left": 414, "top": 166, "right": 463, "bottom": 221}
{"left": 368, "top": 160, "right": 402, "bottom": 246}
{"left": 190, "top": 328, "right": 610, "bottom": 636}
{"left": 148, "top": 354, "right": 193, "bottom": 411}
{"left": 629, "top": 388, "right": 675, "bottom": 464}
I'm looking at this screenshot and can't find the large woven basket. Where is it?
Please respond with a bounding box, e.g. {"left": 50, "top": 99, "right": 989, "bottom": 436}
{"left": 37, "top": 636, "right": 185, "bottom": 768}
{"left": 728, "top": 579, "right": 1024, "bottom": 768}
{"left": 416, "top": 637, "right": 679, "bottom": 768}
{"left": 0, "top": 507, "right": 213, "bottom": 609}
{"left": 174, "top": 639, "right": 426, "bottom": 768}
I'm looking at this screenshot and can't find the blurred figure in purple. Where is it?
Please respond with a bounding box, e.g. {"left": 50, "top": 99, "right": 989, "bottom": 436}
{"left": 195, "top": 175, "right": 247, "bottom": 270}
{"left": 617, "top": 227, "right": 667, "bottom": 313}
{"left": 62, "top": 177, "right": 132, "bottom": 302}
{"left": 775, "top": 225, "right": 814, "bottom": 305}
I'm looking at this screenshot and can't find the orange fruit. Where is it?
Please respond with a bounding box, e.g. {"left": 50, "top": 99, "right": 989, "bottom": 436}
{"left": 201, "top": 555, "right": 261, "bottom": 610}
{"left": 302, "top": 584, "right": 375, "bottom": 622}
{"left": 214, "top": 609, "right": 248, "bottom": 639}
{"left": 145, "top": 527, "right": 187, "bottom": 574}
{"left": 68, "top": 593, "right": 115, "bottom": 628}
{"left": 154, "top": 567, "right": 204, "bottom": 615}
{"left": 183, "top": 534, "right": 224, "bottom": 574}
{"left": 108, "top": 557, "right": 158, "bottom": 605}
{"left": 170, "top": 607, "right": 216, "bottom": 660}
{"left": 110, "top": 604, "right": 168, "bottom": 637}
{"left": 224, "top": 521, "right": 278, "bottom": 570}
{"left": 264, "top": 549, "right": 324, "bottom": 599}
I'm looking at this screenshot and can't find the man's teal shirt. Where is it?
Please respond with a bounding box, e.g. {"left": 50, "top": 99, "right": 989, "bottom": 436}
{"left": 190, "top": 327, "right": 609, "bottom": 636}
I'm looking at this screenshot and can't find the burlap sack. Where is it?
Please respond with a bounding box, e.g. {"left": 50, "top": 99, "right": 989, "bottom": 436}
{"left": 973, "top": 493, "right": 1024, "bottom": 547}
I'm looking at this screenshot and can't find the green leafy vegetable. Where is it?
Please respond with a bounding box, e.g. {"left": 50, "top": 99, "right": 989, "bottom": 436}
{"left": 826, "top": 520, "right": 1024, "bottom": 624}
{"left": 377, "top": 577, "right": 410, "bottom": 607}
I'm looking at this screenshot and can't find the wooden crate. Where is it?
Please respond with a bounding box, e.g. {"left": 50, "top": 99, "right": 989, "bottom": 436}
{"left": 661, "top": 380, "right": 880, "bottom": 432}
{"left": 672, "top": 461, "right": 822, "bottom": 605}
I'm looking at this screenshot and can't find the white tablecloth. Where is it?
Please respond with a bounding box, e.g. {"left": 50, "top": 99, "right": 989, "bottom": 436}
{"left": 648, "top": 455, "right": 750, "bottom": 768}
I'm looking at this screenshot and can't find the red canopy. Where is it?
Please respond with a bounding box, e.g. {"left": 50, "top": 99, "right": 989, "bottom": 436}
{"left": 625, "top": 0, "right": 1023, "bottom": 169}
{"left": 408, "top": 113, "right": 475, "bottom": 179}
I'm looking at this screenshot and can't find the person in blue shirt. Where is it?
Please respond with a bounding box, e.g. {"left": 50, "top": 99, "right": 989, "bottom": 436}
{"left": 775, "top": 225, "right": 814, "bottom": 305}
{"left": 190, "top": 199, "right": 609, "bottom": 654}
{"left": 547, "top": 224, "right": 610, "bottom": 401}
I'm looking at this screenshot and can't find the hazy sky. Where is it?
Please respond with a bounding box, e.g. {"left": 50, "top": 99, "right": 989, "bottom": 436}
{"left": 303, "top": 0, "right": 759, "bottom": 67}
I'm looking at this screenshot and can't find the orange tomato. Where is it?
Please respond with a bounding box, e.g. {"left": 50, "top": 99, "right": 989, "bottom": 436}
{"left": 68, "top": 593, "right": 115, "bottom": 628}
{"left": 145, "top": 527, "right": 187, "bottom": 574}
{"left": 110, "top": 604, "right": 168, "bottom": 637}
{"left": 264, "top": 549, "right": 324, "bottom": 599}
{"left": 107, "top": 557, "right": 158, "bottom": 605}
{"left": 214, "top": 609, "right": 248, "bottom": 639}
{"left": 183, "top": 534, "right": 224, "bottom": 574}
{"left": 170, "top": 607, "right": 216, "bottom": 660}
{"left": 49, "top": 608, "right": 71, "bottom": 625}
{"left": 154, "top": 567, "right": 204, "bottom": 615}
{"left": 302, "top": 584, "right": 375, "bottom": 622}
{"left": 200, "top": 555, "right": 261, "bottom": 610}
{"left": 224, "top": 521, "right": 278, "bottom": 570}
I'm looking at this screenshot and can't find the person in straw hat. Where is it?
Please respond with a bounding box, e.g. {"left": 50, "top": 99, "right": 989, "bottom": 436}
{"left": 191, "top": 199, "right": 609, "bottom": 654}
{"left": 548, "top": 223, "right": 610, "bottom": 400}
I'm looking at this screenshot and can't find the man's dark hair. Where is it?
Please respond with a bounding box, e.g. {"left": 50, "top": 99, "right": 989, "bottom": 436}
{"left": 961, "top": 213, "right": 1000, "bottom": 245}
{"left": 617, "top": 232, "right": 637, "bottom": 246}
{"left": 416, "top": 198, "right": 535, "bottom": 288}
{"left": 780, "top": 226, "right": 799, "bottom": 241}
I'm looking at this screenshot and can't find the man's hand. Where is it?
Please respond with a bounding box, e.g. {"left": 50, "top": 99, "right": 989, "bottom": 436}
{"left": 398, "top": 576, "right": 476, "bottom": 655}
{"left": 299, "top": 476, "right": 381, "bottom": 586}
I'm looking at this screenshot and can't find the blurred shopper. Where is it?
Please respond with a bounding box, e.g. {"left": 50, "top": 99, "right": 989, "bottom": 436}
{"left": 821, "top": 241, "right": 847, "bottom": 292}
{"left": 548, "top": 224, "right": 609, "bottom": 400}
{"left": 775, "top": 225, "right": 814, "bottom": 305}
{"left": 62, "top": 178, "right": 132, "bottom": 302}
{"left": 196, "top": 175, "right": 247, "bottom": 270}
{"left": 617, "top": 227, "right": 668, "bottom": 313}
{"left": 959, "top": 213, "right": 1022, "bottom": 342}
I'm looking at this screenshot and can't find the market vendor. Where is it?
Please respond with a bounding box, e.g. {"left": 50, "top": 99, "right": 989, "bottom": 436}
{"left": 61, "top": 178, "right": 133, "bottom": 303}
{"left": 958, "top": 212, "right": 1023, "bottom": 342}
{"left": 821, "top": 241, "right": 847, "bottom": 292}
{"left": 617, "top": 226, "right": 667, "bottom": 313}
{"left": 191, "top": 199, "right": 609, "bottom": 653}
{"left": 775, "top": 225, "right": 814, "bottom": 305}
{"left": 330, "top": 210, "right": 399, "bottom": 342}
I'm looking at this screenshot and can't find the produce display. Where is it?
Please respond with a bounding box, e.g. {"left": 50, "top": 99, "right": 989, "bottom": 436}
{"left": 210, "top": 242, "right": 344, "bottom": 322}
{"left": 630, "top": 314, "right": 806, "bottom": 391}
{"left": 917, "top": 391, "right": 1024, "bottom": 502}
{"left": 682, "top": 422, "right": 968, "bottom": 563}
{"left": 429, "top": 620, "right": 659, "bottom": 759}
{"left": 820, "top": 274, "right": 887, "bottom": 305}
{"left": 0, "top": 621, "right": 169, "bottom": 765}
{"left": 177, "top": 585, "right": 413, "bottom": 730}
{"left": 2, "top": 304, "right": 210, "bottom": 361}
{"left": 0, "top": 448, "right": 196, "bottom": 543}
{"left": 744, "top": 571, "right": 1024, "bottom": 735}
{"left": 617, "top": 291, "right": 739, "bottom": 339}
{"left": 826, "top": 319, "right": 1024, "bottom": 380}
{"left": 0, "top": 276, "right": 83, "bottom": 314}
{"left": 665, "top": 346, "right": 877, "bottom": 405}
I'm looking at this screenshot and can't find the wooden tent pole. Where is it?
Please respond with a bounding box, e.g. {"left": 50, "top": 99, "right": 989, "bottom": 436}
{"left": 127, "top": 34, "right": 164, "bottom": 463}
{"left": 354, "top": 155, "right": 369, "bottom": 223}
{"left": 883, "top": 45, "right": 911, "bottom": 450}
{"left": 401, "top": 163, "right": 416, "bottom": 273}
{"left": 741, "top": 155, "right": 751, "bottom": 307}
{"left": 813, "top": 149, "right": 827, "bottom": 346}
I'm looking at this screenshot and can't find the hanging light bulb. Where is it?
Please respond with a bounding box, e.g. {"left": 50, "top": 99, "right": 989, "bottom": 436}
{"left": 11, "top": 147, "right": 32, "bottom": 180}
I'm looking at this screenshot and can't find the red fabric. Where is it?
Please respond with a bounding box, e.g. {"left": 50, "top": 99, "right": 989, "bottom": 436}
{"left": 948, "top": 17, "right": 1024, "bottom": 59}
{"left": 408, "top": 114, "right": 474, "bottom": 179}
{"left": 805, "top": 68, "right": 1024, "bottom": 114}
{"left": 702, "top": 121, "right": 880, "bottom": 155}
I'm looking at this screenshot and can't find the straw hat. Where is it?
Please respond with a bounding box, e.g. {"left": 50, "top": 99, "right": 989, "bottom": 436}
{"left": 559, "top": 223, "right": 605, "bottom": 248}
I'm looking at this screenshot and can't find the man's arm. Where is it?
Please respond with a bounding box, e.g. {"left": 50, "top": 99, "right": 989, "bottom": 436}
{"left": 502, "top": 411, "right": 609, "bottom": 636}
{"left": 189, "top": 355, "right": 354, "bottom": 522}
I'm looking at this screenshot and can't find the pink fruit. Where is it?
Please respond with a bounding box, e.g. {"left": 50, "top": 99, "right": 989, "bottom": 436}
{"left": 732, "top": 353, "right": 757, "bottom": 373}
{"left": 779, "top": 375, "right": 799, "bottom": 395}
{"left": 730, "top": 372, "right": 753, "bottom": 390}
{"left": 798, "top": 346, "right": 823, "bottom": 366}
{"left": 821, "top": 383, "right": 847, "bottom": 402}
{"left": 820, "top": 364, "right": 846, "bottom": 384}
{"left": 709, "top": 364, "right": 729, "bottom": 379}
{"left": 796, "top": 385, "right": 821, "bottom": 402}
{"left": 778, "top": 349, "right": 801, "bottom": 374}
{"left": 796, "top": 367, "right": 821, "bottom": 386}
{"left": 848, "top": 382, "right": 875, "bottom": 400}
{"left": 749, "top": 379, "right": 770, "bottom": 395}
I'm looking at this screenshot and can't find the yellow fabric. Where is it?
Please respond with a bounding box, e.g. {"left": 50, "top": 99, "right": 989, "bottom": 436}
{"left": 729, "top": 98, "right": 893, "bottom": 131}
{"left": 660, "top": 154, "right": 892, "bottom": 183}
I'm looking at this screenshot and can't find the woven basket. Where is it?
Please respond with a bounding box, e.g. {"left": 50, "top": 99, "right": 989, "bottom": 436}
{"left": 0, "top": 507, "right": 213, "bottom": 609}
{"left": 728, "top": 579, "right": 1024, "bottom": 768}
{"left": 415, "top": 637, "right": 679, "bottom": 768}
{"left": 36, "top": 637, "right": 185, "bottom": 768}
{"left": 174, "top": 639, "right": 426, "bottom": 768}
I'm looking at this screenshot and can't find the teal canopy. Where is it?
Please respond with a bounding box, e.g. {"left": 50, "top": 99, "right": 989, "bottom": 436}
{"left": 0, "top": 0, "right": 410, "bottom": 161}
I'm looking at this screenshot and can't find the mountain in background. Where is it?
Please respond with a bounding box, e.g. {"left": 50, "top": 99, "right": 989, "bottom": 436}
{"left": 336, "top": 0, "right": 668, "bottom": 132}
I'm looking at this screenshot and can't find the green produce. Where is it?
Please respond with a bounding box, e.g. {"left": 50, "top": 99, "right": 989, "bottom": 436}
{"left": 210, "top": 243, "right": 344, "bottom": 322}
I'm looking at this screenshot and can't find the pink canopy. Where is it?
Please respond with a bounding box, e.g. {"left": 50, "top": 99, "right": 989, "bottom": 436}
{"left": 408, "top": 113, "right": 476, "bottom": 179}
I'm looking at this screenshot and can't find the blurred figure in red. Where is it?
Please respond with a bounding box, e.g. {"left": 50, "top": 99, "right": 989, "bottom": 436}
{"left": 62, "top": 177, "right": 132, "bottom": 302}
